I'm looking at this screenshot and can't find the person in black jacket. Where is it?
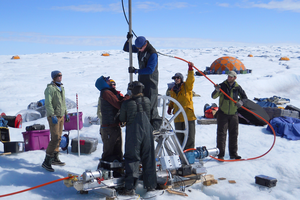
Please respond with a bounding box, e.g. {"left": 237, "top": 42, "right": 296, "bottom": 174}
{"left": 123, "top": 35, "right": 161, "bottom": 130}
{"left": 95, "top": 76, "right": 129, "bottom": 162}
{"left": 119, "top": 81, "right": 157, "bottom": 196}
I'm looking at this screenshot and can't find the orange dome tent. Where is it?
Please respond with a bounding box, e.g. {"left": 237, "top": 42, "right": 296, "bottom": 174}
{"left": 11, "top": 55, "right": 20, "bottom": 59}
{"left": 210, "top": 56, "right": 246, "bottom": 74}
{"left": 248, "top": 54, "right": 253, "bottom": 57}
{"left": 101, "top": 53, "right": 110, "bottom": 56}
{"left": 279, "top": 56, "right": 289, "bottom": 61}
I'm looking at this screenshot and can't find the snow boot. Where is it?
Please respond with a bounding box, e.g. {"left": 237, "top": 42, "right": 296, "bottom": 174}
{"left": 118, "top": 189, "right": 136, "bottom": 196}
{"left": 52, "top": 152, "right": 65, "bottom": 166}
{"left": 42, "top": 155, "right": 55, "bottom": 172}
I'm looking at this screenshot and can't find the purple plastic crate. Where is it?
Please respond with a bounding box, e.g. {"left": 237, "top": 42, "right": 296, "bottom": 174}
{"left": 22, "top": 130, "right": 50, "bottom": 151}
{"left": 64, "top": 112, "right": 83, "bottom": 131}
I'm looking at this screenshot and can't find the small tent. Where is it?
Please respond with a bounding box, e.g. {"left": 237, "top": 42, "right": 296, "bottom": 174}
{"left": 279, "top": 57, "right": 290, "bottom": 61}
{"left": 11, "top": 55, "right": 20, "bottom": 59}
{"left": 210, "top": 56, "right": 246, "bottom": 74}
{"left": 238, "top": 99, "right": 270, "bottom": 126}
{"left": 101, "top": 53, "right": 110, "bottom": 56}
{"left": 248, "top": 54, "right": 253, "bottom": 57}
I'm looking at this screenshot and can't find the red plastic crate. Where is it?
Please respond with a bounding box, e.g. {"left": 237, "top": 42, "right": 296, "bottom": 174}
{"left": 22, "top": 130, "right": 50, "bottom": 151}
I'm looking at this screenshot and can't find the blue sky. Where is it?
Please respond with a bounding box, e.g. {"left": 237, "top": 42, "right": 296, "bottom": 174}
{"left": 1, "top": 0, "right": 300, "bottom": 55}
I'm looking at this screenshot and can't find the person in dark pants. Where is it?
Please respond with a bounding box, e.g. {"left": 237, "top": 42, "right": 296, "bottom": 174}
{"left": 167, "top": 63, "right": 197, "bottom": 150}
{"left": 123, "top": 35, "right": 161, "bottom": 130}
{"left": 211, "top": 71, "right": 248, "bottom": 161}
{"left": 119, "top": 81, "right": 157, "bottom": 196}
{"left": 95, "top": 76, "right": 129, "bottom": 163}
{"left": 42, "top": 70, "right": 69, "bottom": 172}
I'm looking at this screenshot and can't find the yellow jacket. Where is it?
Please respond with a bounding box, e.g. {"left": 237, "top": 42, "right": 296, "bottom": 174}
{"left": 169, "top": 70, "right": 196, "bottom": 122}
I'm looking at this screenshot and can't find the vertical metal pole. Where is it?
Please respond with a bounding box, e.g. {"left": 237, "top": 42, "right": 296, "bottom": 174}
{"left": 76, "top": 93, "right": 80, "bottom": 157}
{"left": 128, "top": 0, "right": 133, "bottom": 83}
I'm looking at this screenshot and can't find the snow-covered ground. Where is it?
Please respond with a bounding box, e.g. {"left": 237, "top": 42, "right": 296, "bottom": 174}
{"left": 1, "top": 45, "right": 300, "bottom": 199}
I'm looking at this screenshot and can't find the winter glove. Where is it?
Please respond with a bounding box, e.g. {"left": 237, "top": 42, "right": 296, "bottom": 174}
{"left": 65, "top": 114, "right": 70, "bottom": 122}
{"left": 126, "top": 83, "right": 133, "bottom": 96}
{"left": 236, "top": 100, "right": 243, "bottom": 108}
{"left": 214, "top": 84, "right": 221, "bottom": 92}
{"left": 128, "top": 66, "right": 138, "bottom": 74}
{"left": 127, "top": 32, "right": 133, "bottom": 41}
{"left": 188, "top": 62, "right": 194, "bottom": 71}
{"left": 126, "top": 89, "right": 132, "bottom": 96}
{"left": 52, "top": 116, "right": 58, "bottom": 124}
{"left": 167, "top": 107, "right": 172, "bottom": 115}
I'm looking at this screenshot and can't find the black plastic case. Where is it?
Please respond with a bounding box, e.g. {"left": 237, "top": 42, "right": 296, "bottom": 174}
{"left": 255, "top": 175, "right": 277, "bottom": 187}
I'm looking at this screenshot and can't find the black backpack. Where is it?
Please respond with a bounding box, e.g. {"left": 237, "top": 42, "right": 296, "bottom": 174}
{"left": 25, "top": 124, "right": 45, "bottom": 131}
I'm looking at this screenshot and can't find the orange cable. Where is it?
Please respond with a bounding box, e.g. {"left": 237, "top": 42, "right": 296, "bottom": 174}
{"left": 0, "top": 176, "right": 72, "bottom": 198}
{"left": 158, "top": 52, "right": 277, "bottom": 162}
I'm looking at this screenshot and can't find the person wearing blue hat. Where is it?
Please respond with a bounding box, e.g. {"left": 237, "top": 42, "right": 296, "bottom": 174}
{"left": 123, "top": 34, "right": 161, "bottom": 130}
{"left": 42, "top": 70, "right": 69, "bottom": 172}
{"left": 95, "top": 76, "right": 130, "bottom": 164}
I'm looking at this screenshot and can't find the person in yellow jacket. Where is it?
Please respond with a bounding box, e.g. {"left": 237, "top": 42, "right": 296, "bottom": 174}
{"left": 167, "top": 62, "right": 197, "bottom": 150}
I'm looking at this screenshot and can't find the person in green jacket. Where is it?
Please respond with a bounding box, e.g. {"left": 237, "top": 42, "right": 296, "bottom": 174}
{"left": 167, "top": 62, "right": 197, "bottom": 150}
{"left": 211, "top": 71, "right": 248, "bottom": 161}
{"left": 42, "top": 70, "right": 69, "bottom": 172}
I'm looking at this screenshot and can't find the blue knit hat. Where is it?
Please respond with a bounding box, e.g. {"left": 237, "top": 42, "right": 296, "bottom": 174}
{"left": 51, "top": 70, "right": 62, "bottom": 79}
{"left": 135, "top": 36, "right": 147, "bottom": 48}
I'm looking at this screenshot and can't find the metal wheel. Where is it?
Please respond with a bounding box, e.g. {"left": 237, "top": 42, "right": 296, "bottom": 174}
{"left": 155, "top": 95, "right": 189, "bottom": 150}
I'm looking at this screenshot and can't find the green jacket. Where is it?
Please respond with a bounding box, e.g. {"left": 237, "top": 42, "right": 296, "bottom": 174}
{"left": 44, "top": 82, "right": 67, "bottom": 117}
{"left": 212, "top": 80, "right": 247, "bottom": 115}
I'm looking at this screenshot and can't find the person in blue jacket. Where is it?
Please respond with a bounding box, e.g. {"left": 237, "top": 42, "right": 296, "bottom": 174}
{"left": 123, "top": 34, "right": 161, "bottom": 130}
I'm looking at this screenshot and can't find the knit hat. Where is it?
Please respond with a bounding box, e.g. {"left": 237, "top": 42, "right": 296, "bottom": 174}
{"left": 110, "top": 79, "right": 115, "bottom": 83}
{"left": 51, "top": 70, "right": 62, "bottom": 79}
{"left": 135, "top": 36, "right": 147, "bottom": 48}
{"left": 228, "top": 71, "right": 237, "bottom": 77}
{"left": 172, "top": 73, "right": 184, "bottom": 81}
{"left": 131, "top": 81, "right": 144, "bottom": 95}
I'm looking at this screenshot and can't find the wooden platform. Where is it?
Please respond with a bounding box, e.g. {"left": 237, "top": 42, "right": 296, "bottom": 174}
{"left": 157, "top": 173, "right": 214, "bottom": 189}
{"left": 197, "top": 117, "right": 217, "bottom": 125}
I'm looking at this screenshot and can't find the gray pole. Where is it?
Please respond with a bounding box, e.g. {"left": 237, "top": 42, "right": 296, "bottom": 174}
{"left": 128, "top": 0, "right": 133, "bottom": 83}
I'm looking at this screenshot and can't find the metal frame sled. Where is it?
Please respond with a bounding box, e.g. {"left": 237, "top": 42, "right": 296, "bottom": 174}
{"left": 64, "top": 95, "right": 219, "bottom": 198}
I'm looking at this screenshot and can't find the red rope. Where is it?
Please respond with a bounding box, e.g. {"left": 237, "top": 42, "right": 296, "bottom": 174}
{"left": 0, "top": 176, "right": 72, "bottom": 198}
{"left": 160, "top": 53, "right": 276, "bottom": 162}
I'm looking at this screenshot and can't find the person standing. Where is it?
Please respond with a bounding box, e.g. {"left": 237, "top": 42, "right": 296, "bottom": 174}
{"left": 211, "top": 71, "right": 248, "bottom": 160}
{"left": 42, "top": 70, "right": 69, "bottom": 172}
{"left": 123, "top": 35, "right": 160, "bottom": 130}
{"left": 167, "top": 63, "right": 197, "bottom": 150}
{"left": 96, "top": 79, "right": 123, "bottom": 124}
{"left": 119, "top": 81, "right": 157, "bottom": 195}
{"left": 95, "top": 76, "right": 129, "bottom": 163}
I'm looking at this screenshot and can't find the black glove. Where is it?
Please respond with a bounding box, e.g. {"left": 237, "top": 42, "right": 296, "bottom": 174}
{"left": 236, "top": 100, "right": 243, "bottom": 108}
{"left": 214, "top": 84, "right": 221, "bottom": 92}
{"left": 128, "top": 66, "right": 137, "bottom": 74}
{"left": 127, "top": 32, "right": 133, "bottom": 40}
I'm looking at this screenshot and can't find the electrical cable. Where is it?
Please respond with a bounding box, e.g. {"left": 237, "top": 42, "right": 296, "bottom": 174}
{"left": 158, "top": 52, "right": 277, "bottom": 162}
{"left": 0, "top": 176, "right": 73, "bottom": 198}
{"left": 121, "top": 0, "right": 276, "bottom": 163}
{"left": 121, "top": 0, "right": 137, "bottom": 38}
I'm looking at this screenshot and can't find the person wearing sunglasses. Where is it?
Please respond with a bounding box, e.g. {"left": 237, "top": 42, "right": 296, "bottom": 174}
{"left": 42, "top": 70, "right": 69, "bottom": 172}
{"left": 123, "top": 34, "right": 161, "bottom": 130}
{"left": 167, "top": 63, "right": 197, "bottom": 150}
